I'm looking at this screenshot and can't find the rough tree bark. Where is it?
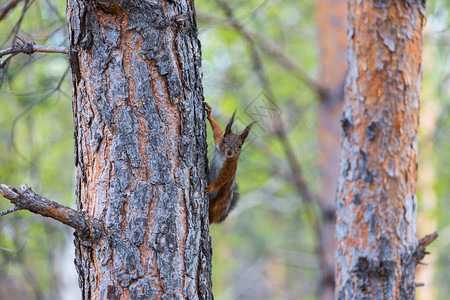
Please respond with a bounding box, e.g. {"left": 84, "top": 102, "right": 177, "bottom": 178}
{"left": 66, "top": 0, "right": 212, "bottom": 298}
{"left": 335, "top": 1, "right": 436, "bottom": 299}
{"left": 316, "top": 1, "right": 347, "bottom": 299}
{"left": 1, "top": 0, "right": 213, "bottom": 299}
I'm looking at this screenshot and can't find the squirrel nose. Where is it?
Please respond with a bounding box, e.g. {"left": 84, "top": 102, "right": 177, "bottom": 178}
{"left": 227, "top": 150, "right": 232, "bottom": 156}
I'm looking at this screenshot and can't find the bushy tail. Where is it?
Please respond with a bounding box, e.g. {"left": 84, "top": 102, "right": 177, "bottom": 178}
{"left": 216, "top": 185, "right": 239, "bottom": 223}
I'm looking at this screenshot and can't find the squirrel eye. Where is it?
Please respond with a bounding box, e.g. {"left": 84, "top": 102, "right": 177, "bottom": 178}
{"left": 222, "top": 139, "right": 226, "bottom": 144}
{"left": 239, "top": 144, "right": 242, "bottom": 148}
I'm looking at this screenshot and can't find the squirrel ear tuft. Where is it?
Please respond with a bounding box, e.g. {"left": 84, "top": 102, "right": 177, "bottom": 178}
{"left": 224, "top": 109, "right": 237, "bottom": 135}
{"left": 240, "top": 121, "right": 257, "bottom": 141}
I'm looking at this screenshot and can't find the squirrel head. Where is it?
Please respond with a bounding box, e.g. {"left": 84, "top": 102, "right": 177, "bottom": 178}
{"left": 219, "top": 110, "right": 257, "bottom": 159}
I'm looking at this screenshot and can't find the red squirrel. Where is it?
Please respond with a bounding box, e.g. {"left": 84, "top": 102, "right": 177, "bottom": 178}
{"left": 205, "top": 103, "right": 256, "bottom": 224}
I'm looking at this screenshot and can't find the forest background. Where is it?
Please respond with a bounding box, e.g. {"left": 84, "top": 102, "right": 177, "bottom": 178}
{"left": 0, "top": 0, "right": 448, "bottom": 299}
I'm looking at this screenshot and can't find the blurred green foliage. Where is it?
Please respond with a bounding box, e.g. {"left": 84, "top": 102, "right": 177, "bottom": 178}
{"left": 0, "top": 0, "right": 73, "bottom": 298}
{"left": 198, "top": 1, "right": 320, "bottom": 298}
{"left": 0, "top": 0, "right": 448, "bottom": 299}
{"left": 422, "top": 1, "right": 450, "bottom": 299}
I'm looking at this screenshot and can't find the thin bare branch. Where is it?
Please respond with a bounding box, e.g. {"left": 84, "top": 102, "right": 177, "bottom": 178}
{"left": 252, "top": 138, "right": 322, "bottom": 232}
{"left": 277, "top": 128, "right": 321, "bottom": 234}
{"left": 0, "top": 53, "right": 17, "bottom": 68}
{"left": 252, "top": 139, "right": 298, "bottom": 184}
{"left": 0, "top": 41, "right": 68, "bottom": 58}
{"left": 9, "top": 67, "right": 69, "bottom": 167}
{"left": 413, "top": 231, "right": 438, "bottom": 268}
{"left": 419, "top": 232, "right": 438, "bottom": 248}
{"left": 197, "top": 11, "right": 321, "bottom": 92}
{"left": 415, "top": 283, "right": 425, "bottom": 287}
{"left": 0, "top": 0, "right": 33, "bottom": 88}
{"left": 0, "top": 239, "right": 27, "bottom": 253}
{"left": 0, "top": 183, "right": 83, "bottom": 230}
{"left": 0, "top": 183, "right": 102, "bottom": 240}
{"left": 44, "top": 0, "right": 65, "bottom": 23}
{"left": 15, "top": 35, "right": 27, "bottom": 43}
{"left": 215, "top": 0, "right": 271, "bottom": 94}
{"left": 0, "top": 0, "right": 22, "bottom": 21}
{"left": 0, "top": 205, "right": 20, "bottom": 216}
{"left": 1, "top": 0, "right": 33, "bottom": 47}
{"left": 215, "top": 0, "right": 320, "bottom": 235}
{"left": 253, "top": 32, "right": 321, "bottom": 92}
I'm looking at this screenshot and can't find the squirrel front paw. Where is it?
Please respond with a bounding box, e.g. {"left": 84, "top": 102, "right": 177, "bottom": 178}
{"left": 205, "top": 102, "right": 212, "bottom": 118}
{"left": 205, "top": 185, "right": 214, "bottom": 195}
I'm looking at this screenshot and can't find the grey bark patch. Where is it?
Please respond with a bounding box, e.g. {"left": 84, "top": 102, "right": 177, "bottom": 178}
{"left": 352, "top": 256, "right": 395, "bottom": 297}
{"left": 381, "top": 35, "right": 396, "bottom": 52}
{"left": 92, "top": 40, "right": 112, "bottom": 70}
{"left": 364, "top": 202, "right": 377, "bottom": 237}
{"left": 337, "top": 278, "right": 355, "bottom": 300}
{"left": 357, "top": 150, "right": 368, "bottom": 179}
{"left": 149, "top": 153, "right": 171, "bottom": 184}
{"left": 105, "top": 179, "right": 126, "bottom": 232}
{"left": 108, "top": 59, "right": 128, "bottom": 103}
{"left": 104, "top": 25, "right": 121, "bottom": 48}
{"left": 129, "top": 277, "right": 161, "bottom": 300}
{"left": 364, "top": 169, "right": 375, "bottom": 184}
{"left": 379, "top": 235, "right": 393, "bottom": 261}
{"left": 88, "top": 116, "right": 104, "bottom": 152}
{"left": 353, "top": 257, "right": 371, "bottom": 292}
{"left": 125, "top": 1, "right": 182, "bottom": 105}
{"left": 113, "top": 242, "right": 144, "bottom": 286}
{"left": 117, "top": 107, "right": 142, "bottom": 168}
{"left": 113, "top": 158, "right": 130, "bottom": 191}
{"left": 126, "top": 217, "right": 148, "bottom": 246}
{"left": 129, "top": 182, "right": 152, "bottom": 211}
{"left": 342, "top": 158, "right": 351, "bottom": 178}
{"left": 386, "top": 156, "right": 395, "bottom": 177}
{"left": 336, "top": 221, "right": 348, "bottom": 241}
{"left": 341, "top": 116, "right": 353, "bottom": 137}
{"left": 373, "top": 0, "right": 390, "bottom": 8}
{"left": 353, "top": 194, "right": 362, "bottom": 205}
{"left": 366, "top": 121, "right": 378, "bottom": 141}
{"left": 93, "top": 93, "right": 114, "bottom": 131}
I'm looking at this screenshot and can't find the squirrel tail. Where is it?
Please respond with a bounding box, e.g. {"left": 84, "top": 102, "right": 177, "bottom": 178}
{"left": 216, "top": 185, "right": 239, "bottom": 223}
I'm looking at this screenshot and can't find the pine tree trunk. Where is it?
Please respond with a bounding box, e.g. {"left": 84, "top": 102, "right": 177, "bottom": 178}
{"left": 316, "top": 1, "right": 347, "bottom": 299}
{"left": 335, "top": 1, "right": 425, "bottom": 299}
{"left": 66, "top": 1, "right": 212, "bottom": 299}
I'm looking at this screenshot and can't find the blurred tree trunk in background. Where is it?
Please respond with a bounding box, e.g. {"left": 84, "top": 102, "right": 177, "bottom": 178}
{"left": 336, "top": 0, "right": 427, "bottom": 298}
{"left": 67, "top": 0, "right": 212, "bottom": 298}
{"left": 416, "top": 57, "right": 439, "bottom": 298}
{"left": 316, "top": 0, "right": 347, "bottom": 299}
